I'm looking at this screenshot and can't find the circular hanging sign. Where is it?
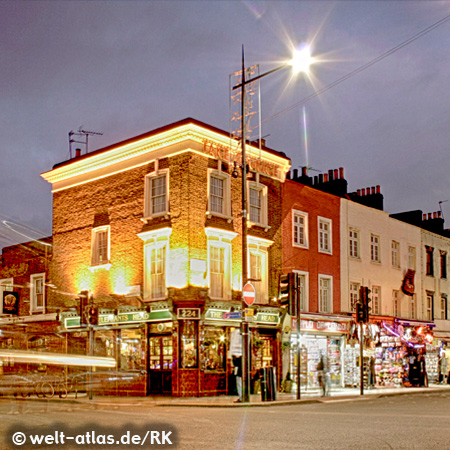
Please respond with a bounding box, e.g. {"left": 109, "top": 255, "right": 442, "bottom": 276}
{"left": 243, "top": 282, "right": 256, "bottom": 306}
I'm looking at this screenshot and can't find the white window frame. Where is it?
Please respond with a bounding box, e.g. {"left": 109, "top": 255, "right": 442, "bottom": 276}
{"left": 349, "top": 282, "right": 360, "bottom": 310}
{"left": 371, "top": 234, "right": 380, "bottom": 263}
{"left": 293, "top": 270, "right": 309, "bottom": 312}
{"left": 247, "top": 181, "right": 269, "bottom": 230}
{"left": 318, "top": 274, "right": 333, "bottom": 313}
{"left": 292, "top": 210, "right": 308, "bottom": 249}
{"left": 349, "top": 229, "right": 360, "bottom": 259}
{"left": 391, "top": 240, "right": 400, "bottom": 268}
{"left": 410, "top": 294, "right": 416, "bottom": 319}
{"left": 408, "top": 246, "right": 416, "bottom": 270}
{"left": 205, "top": 228, "right": 237, "bottom": 300}
{"left": 139, "top": 228, "right": 172, "bottom": 302}
{"left": 143, "top": 168, "right": 169, "bottom": 221}
{"left": 247, "top": 235, "right": 273, "bottom": 304}
{"left": 0, "top": 278, "right": 13, "bottom": 315}
{"left": 372, "top": 285, "right": 381, "bottom": 315}
{"left": 207, "top": 169, "right": 232, "bottom": 220}
{"left": 90, "top": 225, "right": 111, "bottom": 269}
{"left": 30, "top": 273, "right": 45, "bottom": 313}
{"left": 393, "top": 290, "right": 399, "bottom": 317}
{"left": 318, "top": 217, "right": 332, "bottom": 254}
{"left": 440, "top": 295, "right": 447, "bottom": 320}
{"left": 426, "top": 292, "right": 434, "bottom": 321}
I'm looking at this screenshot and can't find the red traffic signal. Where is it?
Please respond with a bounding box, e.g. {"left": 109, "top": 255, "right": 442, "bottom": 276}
{"left": 87, "top": 307, "right": 99, "bottom": 325}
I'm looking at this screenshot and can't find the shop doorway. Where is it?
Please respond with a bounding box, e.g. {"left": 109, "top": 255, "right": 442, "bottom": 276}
{"left": 148, "top": 335, "right": 173, "bottom": 395}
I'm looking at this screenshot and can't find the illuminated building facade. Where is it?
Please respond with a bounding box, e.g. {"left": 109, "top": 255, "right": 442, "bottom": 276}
{"left": 0, "top": 237, "right": 62, "bottom": 374}
{"left": 41, "top": 118, "right": 290, "bottom": 396}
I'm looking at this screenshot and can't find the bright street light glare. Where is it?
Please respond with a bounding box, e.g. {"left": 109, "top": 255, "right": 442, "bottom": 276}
{"left": 289, "top": 46, "right": 314, "bottom": 74}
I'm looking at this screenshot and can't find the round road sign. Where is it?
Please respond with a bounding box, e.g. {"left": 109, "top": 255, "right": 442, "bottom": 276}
{"left": 243, "top": 282, "right": 256, "bottom": 306}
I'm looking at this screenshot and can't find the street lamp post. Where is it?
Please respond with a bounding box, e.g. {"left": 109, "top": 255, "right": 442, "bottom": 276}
{"left": 233, "top": 45, "right": 314, "bottom": 403}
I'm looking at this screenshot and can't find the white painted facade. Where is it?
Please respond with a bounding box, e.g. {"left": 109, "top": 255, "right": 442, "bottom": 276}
{"left": 340, "top": 199, "right": 423, "bottom": 319}
{"left": 421, "top": 228, "right": 450, "bottom": 337}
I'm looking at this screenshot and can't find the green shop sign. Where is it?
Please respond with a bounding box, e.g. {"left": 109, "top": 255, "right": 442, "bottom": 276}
{"left": 64, "top": 309, "right": 172, "bottom": 329}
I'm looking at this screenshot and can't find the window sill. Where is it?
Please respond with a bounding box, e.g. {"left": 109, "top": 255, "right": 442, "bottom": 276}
{"left": 248, "top": 221, "right": 271, "bottom": 232}
{"left": 206, "top": 211, "right": 234, "bottom": 223}
{"left": 319, "top": 249, "right": 333, "bottom": 255}
{"left": 141, "top": 212, "right": 171, "bottom": 224}
{"left": 293, "top": 243, "right": 309, "bottom": 249}
{"left": 89, "top": 263, "right": 112, "bottom": 273}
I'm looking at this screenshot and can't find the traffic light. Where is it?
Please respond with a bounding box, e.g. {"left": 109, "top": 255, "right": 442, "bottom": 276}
{"left": 355, "top": 302, "right": 365, "bottom": 323}
{"left": 87, "top": 306, "right": 99, "bottom": 326}
{"left": 357, "top": 286, "right": 371, "bottom": 323}
{"left": 278, "top": 273, "right": 298, "bottom": 316}
{"left": 78, "top": 290, "right": 89, "bottom": 326}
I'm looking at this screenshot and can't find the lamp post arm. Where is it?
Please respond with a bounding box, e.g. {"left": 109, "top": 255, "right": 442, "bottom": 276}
{"left": 232, "top": 63, "right": 289, "bottom": 90}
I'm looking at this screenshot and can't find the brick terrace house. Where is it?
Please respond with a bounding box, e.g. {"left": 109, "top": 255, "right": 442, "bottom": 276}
{"left": 0, "top": 237, "right": 61, "bottom": 374}
{"left": 281, "top": 168, "right": 343, "bottom": 389}
{"left": 41, "top": 118, "right": 291, "bottom": 396}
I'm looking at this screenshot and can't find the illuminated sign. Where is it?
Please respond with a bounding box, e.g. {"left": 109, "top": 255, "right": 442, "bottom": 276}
{"left": 177, "top": 308, "right": 201, "bottom": 320}
{"left": 291, "top": 318, "right": 349, "bottom": 333}
{"left": 64, "top": 309, "right": 172, "bottom": 328}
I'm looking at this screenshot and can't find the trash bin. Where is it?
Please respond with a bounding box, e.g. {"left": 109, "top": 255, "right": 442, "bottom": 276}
{"left": 260, "top": 367, "right": 277, "bottom": 401}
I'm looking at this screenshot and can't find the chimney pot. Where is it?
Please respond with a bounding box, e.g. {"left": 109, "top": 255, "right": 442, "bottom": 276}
{"left": 423, "top": 213, "right": 427, "bottom": 221}
{"left": 433, "top": 212, "right": 437, "bottom": 219}
{"left": 428, "top": 213, "right": 432, "bottom": 220}
{"left": 357, "top": 189, "right": 361, "bottom": 196}
{"left": 293, "top": 168, "right": 298, "bottom": 179}
{"left": 319, "top": 174, "right": 324, "bottom": 184}
{"left": 75, "top": 148, "right": 81, "bottom": 157}
{"left": 333, "top": 169, "right": 338, "bottom": 180}
{"left": 302, "top": 166, "right": 308, "bottom": 177}
{"left": 371, "top": 187, "right": 376, "bottom": 195}
{"left": 324, "top": 174, "right": 328, "bottom": 182}
{"left": 328, "top": 169, "right": 333, "bottom": 181}
{"left": 339, "top": 167, "right": 344, "bottom": 179}
{"left": 376, "top": 185, "right": 380, "bottom": 194}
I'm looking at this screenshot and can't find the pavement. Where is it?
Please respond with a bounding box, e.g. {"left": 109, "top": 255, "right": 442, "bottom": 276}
{"left": 8, "top": 383, "right": 449, "bottom": 408}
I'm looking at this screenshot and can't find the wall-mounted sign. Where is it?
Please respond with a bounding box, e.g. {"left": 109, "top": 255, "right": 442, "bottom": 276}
{"left": 3, "top": 291, "right": 19, "bottom": 315}
{"left": 292, "top": 318, "right": 349, "bottom": 333}
{"left": 177, "top": 308, "right": 201, "bottom": 320}
{"left": 401, "top": 269, "right": 415, "bottom": 296}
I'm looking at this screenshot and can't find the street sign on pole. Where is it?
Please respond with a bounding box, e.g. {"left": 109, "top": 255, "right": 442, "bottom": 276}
{"left": 243, "top": 282, "right": 256, "bottom": 306}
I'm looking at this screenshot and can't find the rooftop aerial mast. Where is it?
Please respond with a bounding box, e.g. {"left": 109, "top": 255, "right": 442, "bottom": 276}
{"left": 68, "top": 127, "right": 103, "bottom": 159}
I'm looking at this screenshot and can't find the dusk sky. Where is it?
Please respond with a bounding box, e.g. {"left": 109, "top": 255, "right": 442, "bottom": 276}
{"left": 1, "top": 1, "right": 450, "bottom": 247}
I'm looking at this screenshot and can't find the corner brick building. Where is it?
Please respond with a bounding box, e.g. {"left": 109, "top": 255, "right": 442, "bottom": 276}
{"left": 41, "top": 118, "right": 291, "bottom": 396}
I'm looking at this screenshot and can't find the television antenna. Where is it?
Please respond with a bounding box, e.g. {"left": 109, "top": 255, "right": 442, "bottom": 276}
{"left": 68, "top": 127, "right": 103, "bottom": 159}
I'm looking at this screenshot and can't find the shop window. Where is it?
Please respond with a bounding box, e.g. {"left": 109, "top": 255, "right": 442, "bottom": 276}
{"left": 149, "top": 335, "right": 173, "bottom": 370}
{"left": 91, "top": 226, "right": 110, "bottom": 267}
{"left": 0, "top": 278, "right": 13, "bottom": 315}
{"left": 318, "top": 275, "right": 332, "bottom": 313}
{"left": 30, "top": 273, "right": 45, "bottom": 313}
{"left": 293, "top": 210, "right": 308, "bottom": 248}
{"left": 319, "top": 217, "right": 332, "bottom": 254}
{"left": 180, "top": 320, "right": 198, "bottom": 369}
{"left": 425, "top": 246, "right": 434, "bottom": 276}
{"left": 200, "top": 327, "right": 226, "bottom": 371}
{"left": 119, "top": 329, "right": 145, "bottom": 371}
{"left": 251, "top": 332, "right": 273, "bottom": 371}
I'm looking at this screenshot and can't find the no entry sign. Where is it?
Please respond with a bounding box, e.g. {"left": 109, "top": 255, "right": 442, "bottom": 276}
{"left": 243, "top": 282, "right": 256, "bottom": 306}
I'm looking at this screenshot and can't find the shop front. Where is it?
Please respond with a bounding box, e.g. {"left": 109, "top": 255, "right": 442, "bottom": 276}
{"left": 287, "top": 314, "right": 350, "bottom": 391}
{"left": 61, "top": 301, "right": 283, "bottom": 397}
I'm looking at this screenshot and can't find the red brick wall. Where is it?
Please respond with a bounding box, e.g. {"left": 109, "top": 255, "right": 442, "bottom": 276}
{"left": 282, "top": 180, "right": 341, "bottom": 313}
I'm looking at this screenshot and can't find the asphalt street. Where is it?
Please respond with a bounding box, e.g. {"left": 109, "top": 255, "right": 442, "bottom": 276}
{"left": 1, "top": 392, "right": 449, "bottom": 450}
